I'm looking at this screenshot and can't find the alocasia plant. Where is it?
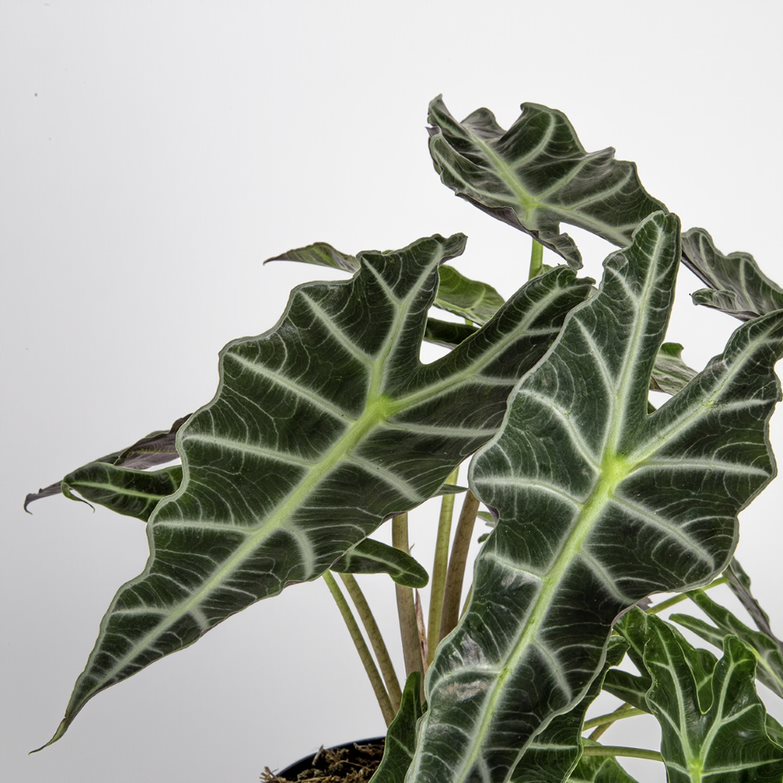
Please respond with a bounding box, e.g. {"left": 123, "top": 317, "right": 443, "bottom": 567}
{"left": 26, "top": 95, "right": 783, "bottom": 782}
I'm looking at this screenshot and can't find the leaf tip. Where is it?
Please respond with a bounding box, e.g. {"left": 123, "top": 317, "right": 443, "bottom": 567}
{"left": 30, "top": 718, "right": 69, "bottom": 754}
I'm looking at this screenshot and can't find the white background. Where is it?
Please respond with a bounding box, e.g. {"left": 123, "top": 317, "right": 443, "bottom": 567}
{"left": 2, "top": 2, "right": 782, "bottom": 781}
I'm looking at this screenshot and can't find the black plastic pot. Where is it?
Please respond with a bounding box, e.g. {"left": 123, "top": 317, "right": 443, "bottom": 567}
{"left": 275, "top": 736, "right": 385, "bottom": 779}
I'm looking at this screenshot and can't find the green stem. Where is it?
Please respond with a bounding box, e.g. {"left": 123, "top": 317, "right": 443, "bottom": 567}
{"left": 582, "top": 744, "right": 663, "bottom": 763}
{"left": 323, "top": 571, "right": 395, "bottom": 726}
{"left": 528, "top": 239, "right": 544, "bottom": 279}
{"left": 427, "top": 468, "right": 460, "bottom": 663}
{"left": 440, "top": 491, "right": 480, "bottom": 642}
{"left": 586, "top": 703, "right": 645, "bottom": 740}
{"left": 647, "top": 577, "right": 728, "bottom": 615}
{"left": 339, "top": 573, "right": 402, "bottom": 711}
{"left": 392, "top": 513, "right": 424, "bottom": 679}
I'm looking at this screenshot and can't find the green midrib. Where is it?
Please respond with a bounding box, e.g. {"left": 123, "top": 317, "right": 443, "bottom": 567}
{"left": 66, "top": 279, "right": 567, "bottom": 728}
{"left": 459, "top": 124, "right": 629, "bottom": 246}
{"left": 449, "top": 453, "right": 633, "bottom": 783}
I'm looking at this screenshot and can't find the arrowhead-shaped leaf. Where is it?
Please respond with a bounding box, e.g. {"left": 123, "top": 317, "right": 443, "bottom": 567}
{"left": 405, "top": 212, "right": 783, "bottom": 782}
{"left": 427, "top": 96, "right": 666, "bottom": 268}
{"left": 44, "top": 233, "right": 593, "bottom": 746}
{"left": 370, "top": 673, "right": 424, "bottom": 783}
{"left": 619, "top": 610, "right": 783, "bottom": 782}
{"left": 266, "top": 241, "right": 505, "bottom": 325}
{"left": 682, "top": 228, "right": 783, "bottom": 320}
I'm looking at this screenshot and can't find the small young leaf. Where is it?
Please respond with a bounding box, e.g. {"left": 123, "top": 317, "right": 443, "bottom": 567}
{"left": 427, "top": 96, "right": 666, "bottom": 268}
{"left": 619, "top": 611, "right": 783, "bottom": 783}
{"left": 332, "top": 539, "right": 429, "bottom": 589}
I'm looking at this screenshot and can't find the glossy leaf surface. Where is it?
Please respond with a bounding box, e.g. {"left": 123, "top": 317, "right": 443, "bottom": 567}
{"left": 406, "top": 213, "right": 783, "bottom": 782}
{"left": 427, "top": 96, "right": 665, "bottom": 268}
{"left": 25, "top": 415, "right": 187, "bottom": 511}
{"left": 508, "top": 640, "right": 627, "bottom": 783}
{"left": 45, "top": 233, "right": 592, "bottom": 745}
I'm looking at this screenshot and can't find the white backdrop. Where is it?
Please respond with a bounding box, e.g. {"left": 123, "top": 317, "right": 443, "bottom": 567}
{"left": 2, "top": 2, "right": 782, "bottom": 781}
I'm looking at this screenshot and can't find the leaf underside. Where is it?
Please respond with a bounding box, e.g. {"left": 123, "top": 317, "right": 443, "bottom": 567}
{"left": 44, "top": 233, "right": 593, "bottom": 746}
{"left": 405, "top": 212, "right": 783, "bottom": 783}
{"left": 682, "top": 228, "right": 783, "bottom": 320}
{"left": 24, "top": 415, "right": 187, "bottom": 511}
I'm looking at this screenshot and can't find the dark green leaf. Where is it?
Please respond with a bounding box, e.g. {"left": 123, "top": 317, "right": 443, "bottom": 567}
{"left": 567, "top": 750, "right": 638, "bottom": 783}
{"left": 508, "top": 639, "right": 627, "bottom": 783}
{"left": 726, "top": 558, "right": 779, "bottom": 640}
{"left": 266, "top": 241, "right": 505, "bottom": 326}
{"left": 62, "top": 463, "right": 181, "bottom": 521}
{"left": 671, "top": 590, "right": 783, "bottom": 698}
{"left": 650, "top": 342, "right": 696, "bottom": 396}
{"left": 406, "top": 213, "right": 783, "bottom": 782}
{"left": 24, "top": 415, "right": 187, "bottom": 512}
{"left": 332, "top": 539, "right": 428, "bottom": 589}
{"left": 620, "top": 610, "right": 783, "bottom": 782}
{"left": 682, "top": 228, "right": 783, "bottom": 320}
{"left": 427, "top": 96, "right": 666, "bottom": 268}
{"left": 370, "top": 673, "right": 424, "bottom": 783}
{"left": 44, "top": 233, "right": 592, "bottom": 746}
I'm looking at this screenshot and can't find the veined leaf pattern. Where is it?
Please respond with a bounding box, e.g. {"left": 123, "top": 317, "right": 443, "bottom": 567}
{"left": 726, "top": 558, "right": 780, "bottom": 641}
{"left": 682, "top": 228, "right": 783, "bottom": 320}
{"left": 266, "top": 240, "right": 505, "bottom": 326}
{"left": 427, "top": 96, "right": 666, "bottom": 268}
{"left": 405, "top": 212, "right": 783, "bottom": 782}
{"left": 61, "top": 463, "right": 181, "bottom": 521}
{"left": 44, "top": 233, "right": 593, "bottom": 746}
{"left": 649, "top": 343, "right": 696, "bottom": 397}
{"left": 53, "top": 454, "right": 428, "bottom": 587}
{"left": 671, "top": 590, "right": 783, "bottom": 699}
{"left": 24, "top": 415, "right": 187, "bottom": 511}
{"left": 508, "top": 639, "right": 627, "bottom": 783}
{"left": 567, "top": 752, "right": 638, "bottom": 783}
{"left": 620, "top": 610, "right": 783, "bottom": 782}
